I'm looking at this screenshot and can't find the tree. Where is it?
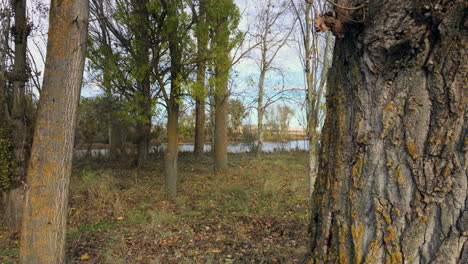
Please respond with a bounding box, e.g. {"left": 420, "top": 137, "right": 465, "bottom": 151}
{"left": 76, "top": 97, "right": 113, "bottom": 154}
{"left": 193, "top": 0, "right": 209, "bottom": 158}
{"left": 265, "top": 104, "right": 294, "bottom": 142}
{"left": 0, "top": 0, "right": 33, "bottom": 234}
{"left": 88, "top": 0, "right": 156, "bottom": 167}
{"left": 211, "top": 0, "right": 240, "bottom": 171}
{"left": 250, "top": 0, "right": 295, "bottom": 156}
{"left": 19, "top": 0, "right": 89, "bottom": 262}
{"left": 162, "top": 0, "right": 185, "bottom": 197}
{"left": 227, "top": 98, "right": 245, "bottom": 138}
{"left": 291, "top": 0, "right": 333, "bottom": 198}
{"left": 309, "top": 1, "right": 467, "bottom": 263}
{"left": 10, "top": 0, "right": 31, "bottom": 166}
{"left": 0, "top": 1, "right": 13, "bottom": 198}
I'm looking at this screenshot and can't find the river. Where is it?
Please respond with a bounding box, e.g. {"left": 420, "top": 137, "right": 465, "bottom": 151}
{"left": 75, "top": 140, "right": 309, "bottom": 157}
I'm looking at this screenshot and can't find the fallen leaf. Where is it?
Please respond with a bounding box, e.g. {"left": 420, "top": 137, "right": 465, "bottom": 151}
{"left": 79, "top": 253, "right": 90, "bottom": 260}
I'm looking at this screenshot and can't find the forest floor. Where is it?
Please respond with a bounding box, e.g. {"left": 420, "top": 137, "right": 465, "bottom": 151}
{"left": 0, "top": 151, "right": 310, "bottom": 264}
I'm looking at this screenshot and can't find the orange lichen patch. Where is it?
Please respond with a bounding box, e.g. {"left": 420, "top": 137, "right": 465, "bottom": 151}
{"left": 384, "top": 242, "right": 403, "bottom": 264}
{"left": 405, "top": 140, "right": 419, "bottom": 159}
{"left": 383, "top": 227, "right": 395, "bottom": 242}
{"left": 442, "top": 167, "right": 450, "bottom": 177}
{"left": 391, "top": 252, "right": 403, "bottom": 264}
{"left": 384, "top": 102, "right": 395, "bottom": 112}
{"left": 364, "top": 238, "right": 382, "bottom": 263}
{"left": 382, "top": 211, "right": 392, "bottom": 225}
{"left": 352, "top": 156, "right": 364, "bottom": 189}
{"left": 351, "top": 222, "right": 364, "bottom": 263}
{"left": 338, "top": 225, "right": 349, "bottom": 264}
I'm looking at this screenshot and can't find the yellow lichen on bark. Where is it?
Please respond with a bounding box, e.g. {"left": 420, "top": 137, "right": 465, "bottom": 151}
{"left": 405, "top": 140, "right": 419, "bottom": 159}
{"left": 351, "top": 222, "right": 364, "bottom": 263}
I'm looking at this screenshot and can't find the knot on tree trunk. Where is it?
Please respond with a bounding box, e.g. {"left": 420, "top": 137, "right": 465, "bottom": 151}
{"left": 313, "top": 1, "right": 367, "bottom": 38}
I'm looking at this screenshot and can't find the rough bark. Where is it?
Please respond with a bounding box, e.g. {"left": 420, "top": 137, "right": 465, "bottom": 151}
{"left": 194, "top": 0, "right": 208, "bottom": 158}
{"left": 19, "top": 0, "right": 89, "bottom": 263}
{"left": 309, "top": 1, "right": 467, "bottom": 263}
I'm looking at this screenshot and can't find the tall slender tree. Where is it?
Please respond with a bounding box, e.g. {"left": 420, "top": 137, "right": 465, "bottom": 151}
{"left": 0, "top": 2, "right": 13, "bottom": 200}
{"left": 193, "top": 0, "right": 209, "bottom": 158}
{"left": 290, "top": 0, "right": 333, "bottom": 197}
{"left": 19, "top": 0, "right": 89, "bottom": 262}
{"left": 3, "top": 0, "right": 34, "bottom": 234}
{"left": 162, "top": 0, "right": 184, "bottom": 197}
{"left": 210, "top": 0, "right": 239, "bottom": 171}
{"left": 251, "top": 0, "right": 295, "bottom": 156}
{"left": 88, "top": 0, "right": 156, "bottom": 167}
{"left": 309, "top": 1, "right": 467, "bottom": 263}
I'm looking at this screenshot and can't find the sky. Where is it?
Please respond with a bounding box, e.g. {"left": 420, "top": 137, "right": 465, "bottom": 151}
{"left": 230, "top": 0, "right": 308, "bottom": 128}
{"left": 22, "top": 0, "right": 311, "bottom": 129}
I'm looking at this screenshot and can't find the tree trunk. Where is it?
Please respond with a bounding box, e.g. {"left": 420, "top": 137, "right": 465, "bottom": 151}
{"left": 213, "top": 17, "right": 230, "bottom": 171}
{"left": 5, "top": 0, "right": 31, "bottom": 234}
{"left": 309, "top": 1, "right": 467, "bottom": 263}
{"left": 0, "top": 6, "right": 13, "bottom": 205}
{"left": 109, "top": 122, "right": 122, "bottom": 156}
{"left": 165, "top": 100, "right": 179, "bottom": 197}
{"left": 164, "top": 0, "right": 182, "bottom": 196}
{"left": 195, "top": 96, "right": 206, "bottom": 156}
{"left": 0, "top": 6, "right": 10, "bottom": 116}
{"left": 133, "top": 0, "right": 151, "bottom": 168}
{"left": 214, "top": 82, "right": 228, "bottom": 170}
{"left": 194, "top": 0, "right": 208, "bottom": 158}
{"left": 257, "top": 70, "right": 265, "bottom": 156}
{"left": 11, "top": 0, "right": 29, "bottom": 169}
{"left": 19, "top": 0, "right": 89, "bottom": 263}
{"left": 136, "top": 118, "right": 150, "bottom": 167}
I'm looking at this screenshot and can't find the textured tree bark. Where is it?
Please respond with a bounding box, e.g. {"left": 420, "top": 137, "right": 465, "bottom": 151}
{"left": 194, "top": 0, "right": 209, "bottom": 158}
{"left": 309, "top": 1, "right": 467, "bottom": 263}
{"left": 19, "top": 0, "right": 89, "bottom": 263}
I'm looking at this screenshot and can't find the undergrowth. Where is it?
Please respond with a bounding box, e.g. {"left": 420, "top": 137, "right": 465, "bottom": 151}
{"left": 0, "top": 151, "right": 309, "bottom": 264}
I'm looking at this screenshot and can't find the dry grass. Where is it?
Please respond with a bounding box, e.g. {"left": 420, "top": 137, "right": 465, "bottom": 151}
{"left": 0, "top": 151, "right": 309, "bottom": 264}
